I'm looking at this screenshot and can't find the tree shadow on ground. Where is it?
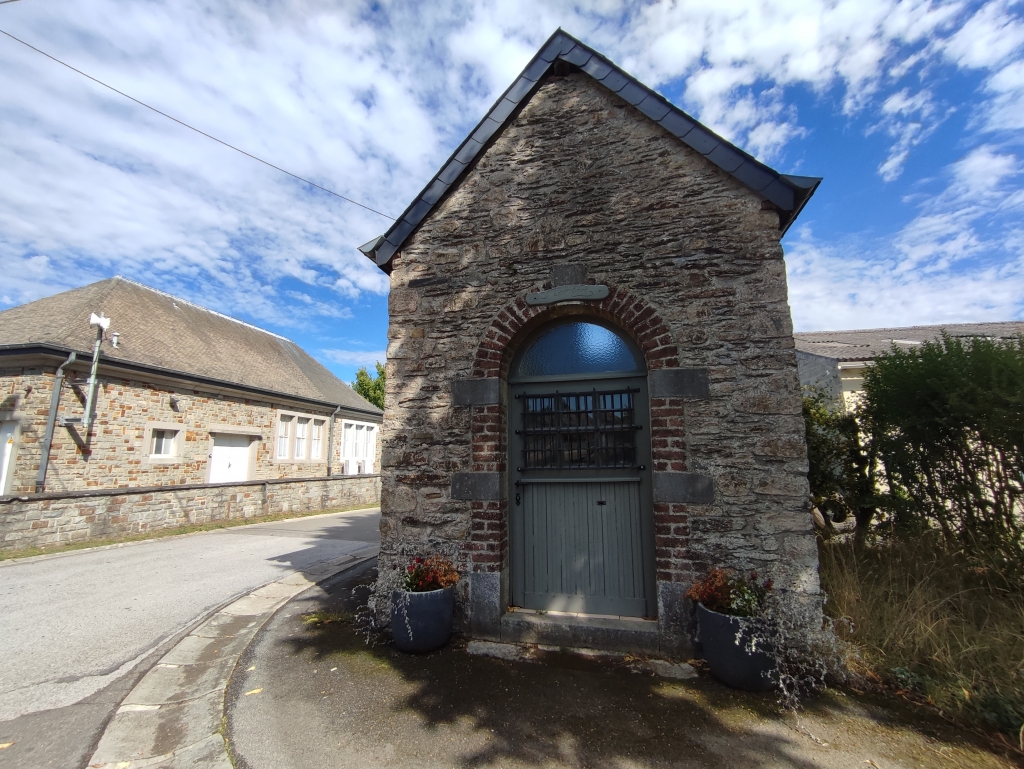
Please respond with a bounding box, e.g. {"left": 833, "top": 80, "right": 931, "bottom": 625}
{"left": 270, "top": 566, "right": 1018, "bottom": 769}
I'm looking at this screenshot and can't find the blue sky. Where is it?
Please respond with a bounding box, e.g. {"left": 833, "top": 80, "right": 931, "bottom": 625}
{"left": 1, "top": 1, "right": 1022, "bottom": 385}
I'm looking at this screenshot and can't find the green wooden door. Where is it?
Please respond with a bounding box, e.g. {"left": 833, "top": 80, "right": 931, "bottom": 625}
{"left": 509, "top": 378, "right": 655, "bottom": 617}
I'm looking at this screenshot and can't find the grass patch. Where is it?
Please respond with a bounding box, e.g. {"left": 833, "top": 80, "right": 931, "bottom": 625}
{"left": 820, "top": 535, "right": 1024, "bottom": 736}
{"left": 0, "top": 504, "right": 377, "bottom": 562}
{"left": 302, "top": 609, "right": 355, "bottom": 628}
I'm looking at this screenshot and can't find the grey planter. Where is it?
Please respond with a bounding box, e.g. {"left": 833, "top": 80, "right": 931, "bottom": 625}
{"left": 391, "top": 587, "right": 455, "bottom": 653}
{"left": 697, "top": 603, "right": 777, "bottom": 692}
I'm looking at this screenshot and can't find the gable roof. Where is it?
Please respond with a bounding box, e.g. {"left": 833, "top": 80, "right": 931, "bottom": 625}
{"left": 0, "top": 277, "right": 382, "bottom": 416}
{"left": 360, "top": 29, "right": 821, "bottom": 272}
{"left": 794, "top": 321, "right": 1024, "bottom": 362}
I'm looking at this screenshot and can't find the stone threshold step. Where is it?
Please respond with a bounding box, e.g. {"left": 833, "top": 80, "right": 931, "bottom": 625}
{"left": 499, "top": 609, "right": 660, "bottom": 655}
{"left": 467, "top": 640, "right": 697, "bottom": 681}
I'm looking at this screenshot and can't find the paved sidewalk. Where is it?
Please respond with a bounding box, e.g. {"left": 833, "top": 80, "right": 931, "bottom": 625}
{"left": 85, "top": 545, "right": 378, "bottom": 769}
{"left": 226, "top": 570, "right": 1021, "bottom": 769}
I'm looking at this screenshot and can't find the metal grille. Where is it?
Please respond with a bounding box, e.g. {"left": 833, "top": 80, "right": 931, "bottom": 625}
{"left": 519, "top": 388, "right": 638, "bottom": 470}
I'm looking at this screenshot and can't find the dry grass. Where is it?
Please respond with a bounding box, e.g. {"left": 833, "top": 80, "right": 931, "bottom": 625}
{"left": 820, "top": 536, "right": 1024, "bottom": 735}
{"left": 0, "top": 504, "right": 377, "bottom": 562}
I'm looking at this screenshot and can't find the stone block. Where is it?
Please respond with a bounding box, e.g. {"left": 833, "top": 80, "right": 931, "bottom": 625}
{"left": 653, "top": 472, "right": 715, "bottom": 504}
{"left": 649, "top": 368, "right": 710, "bottom": 399}
{"left": 451, "top": 472, "right": 502, "bottom": 501}
{"left": 452, "top": 378, "right": 501, "bottom": 406}
{"left": 468, "top": 571, "right": 502, "bottom": 640}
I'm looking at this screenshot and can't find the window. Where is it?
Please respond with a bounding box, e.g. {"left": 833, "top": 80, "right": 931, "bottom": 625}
{"left": 145, "top": 423, "right": 184, "bottom": 463}
{"left": 277, "top": 416, "right": 292, "bottom": 459}
{"left": 276, "top": 411, "right": 329, "bottom": 462}
{"left": 512, "top": 320, "right": 644, "bottom": 380}
{"left": 151, "top": 429, "right": 178, "bottom": 457}
{"left": 294, "top": 417, "right": 309, "bottom": 459}
{"left": 520, "top": 389, "right": 638, "bottom": 469}
{"left": 310, "top": 419, "right": 324, "bottom": 460}
{"left": 342, "top": 422, "right": 354, "bottom": 458}
{"left": 341, "top": 421, "right": 377, "bottom": 473}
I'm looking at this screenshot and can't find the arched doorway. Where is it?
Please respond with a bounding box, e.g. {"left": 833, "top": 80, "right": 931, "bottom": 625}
{"left": 508, "top": 319, "right": 656, "bottom": 618}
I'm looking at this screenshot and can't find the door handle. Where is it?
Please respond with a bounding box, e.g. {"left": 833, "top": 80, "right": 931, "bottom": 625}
{"left": 596, "top": 500, "right": 607, "bottom": 506}
{"left": 515, "top": 493, "right": 521, "bottom": 506}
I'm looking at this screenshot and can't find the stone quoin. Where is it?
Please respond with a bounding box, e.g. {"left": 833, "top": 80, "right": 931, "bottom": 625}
{"left": 361, "top": 30, "right": 822, "bottom": 655}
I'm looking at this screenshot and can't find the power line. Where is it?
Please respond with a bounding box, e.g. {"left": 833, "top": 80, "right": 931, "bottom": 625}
{"left": 0, "top": 27, "right": 396, "bottom": 221}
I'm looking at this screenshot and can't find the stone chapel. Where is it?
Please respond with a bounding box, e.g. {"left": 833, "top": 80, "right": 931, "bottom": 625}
{"left": 359, "top": 30, "right": 822, "bottom": 655}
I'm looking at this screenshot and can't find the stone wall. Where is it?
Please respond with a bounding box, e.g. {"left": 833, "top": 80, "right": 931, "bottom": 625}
{"left": 376, "top": 72, "right": 819, "bottom": 651}
{"left": 0, "top": 474, "right": 380, "bottom": 552}
{"left": 0, "top": 363, "right": 380, "bottom": 495}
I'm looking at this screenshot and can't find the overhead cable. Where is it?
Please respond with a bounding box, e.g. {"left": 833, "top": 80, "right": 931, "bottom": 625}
{"left": 0, "top": 28, "right": 396, "bottom": 220}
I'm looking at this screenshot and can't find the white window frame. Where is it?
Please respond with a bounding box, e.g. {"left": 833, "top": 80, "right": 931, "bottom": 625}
{"left": 143, "top": 422, "right": 185, "bottom": 464}
{"left": 275, "top": 409, "right": 330, "bottom": 463}
{"left": 0, "top": 417, "right": 20, "bottom": 495}
{"left": 277, "top": 415, "right": 292, "bottom": 459}
{"left": 310, "top": 419, "right": 324, "bottom": 460}
{"left": 340, "top": 420, "right": 377, "bottom": 474}
{"left": 294, "top": 417, "right": 309, "bottom": 460}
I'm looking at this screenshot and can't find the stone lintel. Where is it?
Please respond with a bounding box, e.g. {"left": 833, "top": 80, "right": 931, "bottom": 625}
{"left": 451, "top": 472, "right": 503, "bottom": 500}
{"left": 653, "top": 472, "right": 715, "bottom": 504}
{"left": 649, "top": 369, "right": 710, "bottom": 399}
{"left": 452, "top": 378, "right": 500, "bottom": 406}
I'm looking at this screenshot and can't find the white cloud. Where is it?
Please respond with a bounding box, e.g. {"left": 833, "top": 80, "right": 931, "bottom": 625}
{"left": 981, "top": 59, "right": 1024, "bottom": 130}
{"left": 0, "top": 0, "right": 1022, "bottom": 339}
{"left": 321, "top": 348, "right": 387, "bottom": 367}
{"left": 787, "top": 231, "right": 1024, "bottom": 331}
{"left": 873, "top": 88, "right": 946, "bottom": 181}
{"left": 788, "top": 145, "right": 1024, "bottom": 330}
{"left": 941, "top": 0, "right": 1024, "bottom": 68}
{"left": 284, "top": 291, "right": 354, "bottom": 319}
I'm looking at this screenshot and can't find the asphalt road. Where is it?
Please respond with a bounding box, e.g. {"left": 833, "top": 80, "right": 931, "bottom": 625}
{"left": 0, "top": 507, "right": 380, "bottom": 769}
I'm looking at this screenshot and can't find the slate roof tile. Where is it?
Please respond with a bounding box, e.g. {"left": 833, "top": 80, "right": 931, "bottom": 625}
{"left": 794, "top": 322, "right": 1024, "bottom": 362}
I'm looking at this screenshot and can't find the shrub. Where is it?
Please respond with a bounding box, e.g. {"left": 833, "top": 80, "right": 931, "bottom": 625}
{"left": 803, "top": 389, "right": 876, "bottom": 529}
{"left": 861, "top": 333, "right": 1024, "bottom": 569}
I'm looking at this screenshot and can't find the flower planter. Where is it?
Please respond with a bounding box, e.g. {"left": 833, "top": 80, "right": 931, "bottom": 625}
{"left": 391, "top": 587, "right": 455, "bottom": 653}
{"left": 697, "top": 603, "right": 777, "bottom": 692}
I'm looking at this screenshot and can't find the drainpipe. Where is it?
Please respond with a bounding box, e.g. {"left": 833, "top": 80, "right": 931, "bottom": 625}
{"left": 35, "top": 351, "right": 77, "bottom": 492}
{"left": 83, "top": 313, "right": 110, "bottom": 432}
{"left": 326, "top": 405, "right": 341, "bottom": 477}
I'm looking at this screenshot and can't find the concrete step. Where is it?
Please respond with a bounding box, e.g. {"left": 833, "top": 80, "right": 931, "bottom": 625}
{"left": 500, "top": 609, "right": 660, "bottom": 655}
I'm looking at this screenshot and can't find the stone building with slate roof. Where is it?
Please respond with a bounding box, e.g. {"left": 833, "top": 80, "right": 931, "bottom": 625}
{"left": 795, "top": 321, "right": 1024, "bottom": 408}
{"left": 359, "top": 30, "right": 822, "bottom": 655}
{"left": 0, "top": 277, "right": 382, "bottom": 496}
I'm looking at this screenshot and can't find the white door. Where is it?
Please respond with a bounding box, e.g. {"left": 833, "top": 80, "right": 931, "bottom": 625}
{"left": 0, "top": 422, "right": 16, "bottom": 494}
{"left": 209, "top": 433, "right": 251, "bottom": 483}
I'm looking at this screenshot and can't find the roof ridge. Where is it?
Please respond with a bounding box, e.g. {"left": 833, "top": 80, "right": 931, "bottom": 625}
{"left": 110, "top": 275, "right": 292, "bottom": 342}
{"left": 49, "top": 276, "right": 121, "bottom": 343}
{"left": 360, "top": 29, "right": 820, "bottom": 270}
{"left": 795, "top": 320, "right": 1024, "bottom": 336}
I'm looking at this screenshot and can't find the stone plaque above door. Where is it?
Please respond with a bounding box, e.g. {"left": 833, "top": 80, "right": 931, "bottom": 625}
{"left": 525, "top": 284, "right": 610, "bottom": 306}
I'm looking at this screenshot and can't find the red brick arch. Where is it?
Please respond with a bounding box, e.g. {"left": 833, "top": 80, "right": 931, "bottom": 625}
{"left": 462, "top": 286, "right": 688, "bottom": 575}
{"left": 472, "top": 285, "right": 679, "bottom": 379}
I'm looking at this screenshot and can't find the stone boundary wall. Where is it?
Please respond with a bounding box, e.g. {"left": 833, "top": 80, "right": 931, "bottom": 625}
{"left": 0, "top": 474, "right": 381, "bottom": 552}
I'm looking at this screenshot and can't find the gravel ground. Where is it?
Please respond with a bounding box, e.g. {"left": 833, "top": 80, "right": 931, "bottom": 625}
{"left": 227, "top": 565, "right": 1021, "bottom": 769}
